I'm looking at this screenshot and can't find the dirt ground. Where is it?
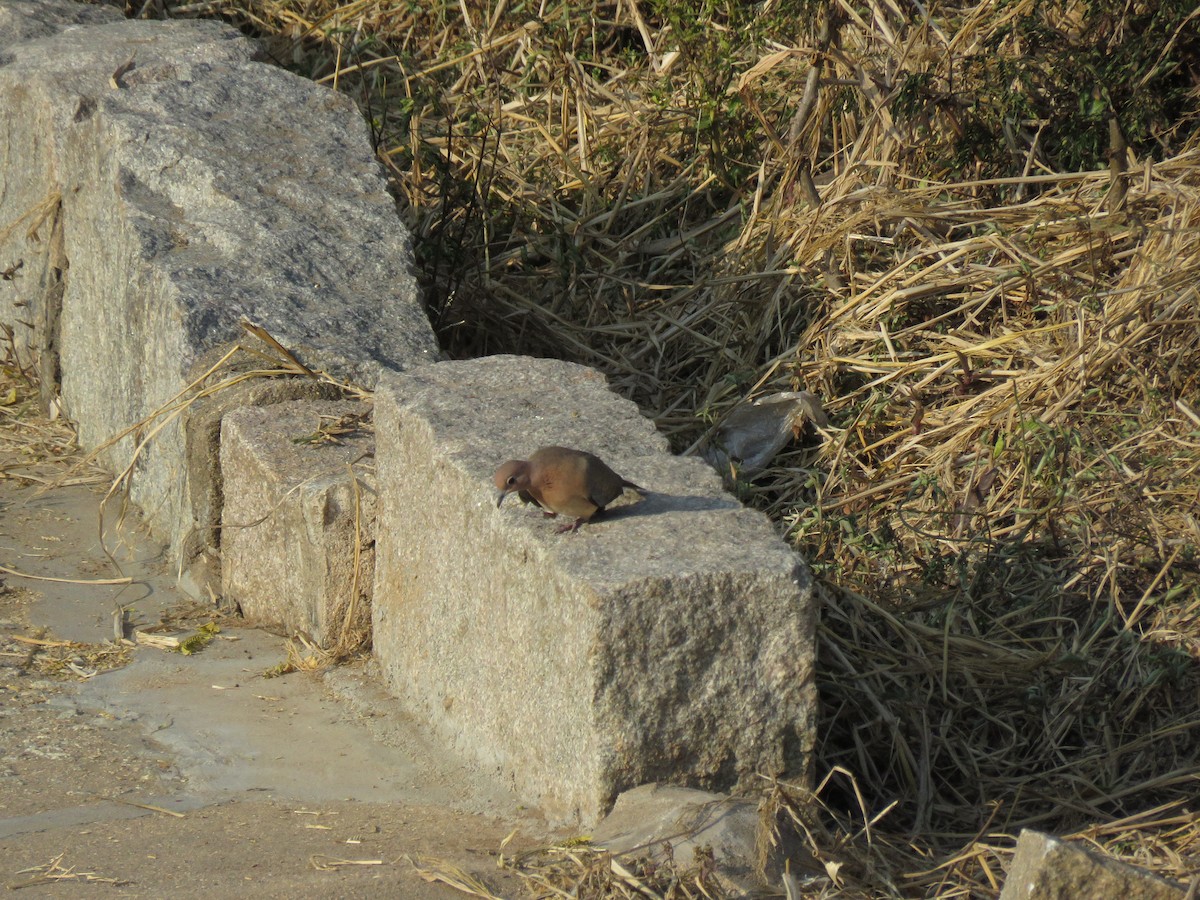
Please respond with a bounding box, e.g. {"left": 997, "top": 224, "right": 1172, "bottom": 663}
{"left": 0, "top": 476, "right": 552, "bottom": 898}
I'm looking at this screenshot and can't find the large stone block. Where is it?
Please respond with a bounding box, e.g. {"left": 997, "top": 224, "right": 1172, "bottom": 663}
{"left": 221, "top": 399, "right": 375, "bottom": 649}
{"left": 0, "top": 2, "right": 438, "bottom": 558}
{"left": 0, "top": 0, "right": 118, "bottom": 396}
{"left": 373, "top": 356, "right": 816, "bottom": 824}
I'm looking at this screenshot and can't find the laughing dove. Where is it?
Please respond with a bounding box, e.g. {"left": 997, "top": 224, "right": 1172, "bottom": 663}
{"left": 494, "top": 446, "right": 646, "bottom": 533}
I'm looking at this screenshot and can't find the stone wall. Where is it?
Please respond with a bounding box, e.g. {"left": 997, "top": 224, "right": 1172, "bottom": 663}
{"left": 0, "top": 0, "right": 816, "bottom": 828}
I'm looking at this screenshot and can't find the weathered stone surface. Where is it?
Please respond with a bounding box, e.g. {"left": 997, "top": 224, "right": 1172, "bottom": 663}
{"left": 221, "top": 399, "right": 375, "bottom": 648}
{"left": 0, "top": 1, "right": 438, "bottom": 560}
{"left": 0, "top": 0, "right": 109, "bottom": 404}
{"left": 1000, "top": 829, "right": 1185, "bottom": 900}
{"left": 373, "top": 355, "right": 816, "bottom": 824}
{"left": 0, "top": 0, "right": 119, "bottom": 46}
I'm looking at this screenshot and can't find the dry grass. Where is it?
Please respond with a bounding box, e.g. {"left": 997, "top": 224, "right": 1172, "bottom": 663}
{"left": 7, "top": 852, "right": 127, "bottom": 889}
{"left": 502, "top": 843, "right": 730, "bottom": 899}
{"left": 0, "top": 330, "right": 104, "bottom": 486}
{"left": 124, "top": 0, "right": 1200, "bottom": 894}
{"left": 2, "top": 631, "right": 133, "bottom": 679}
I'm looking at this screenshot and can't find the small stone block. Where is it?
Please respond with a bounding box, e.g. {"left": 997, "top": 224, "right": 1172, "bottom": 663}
{"left": 1000, "top": 829, "right": 1186, "bottom": 900}
{"left": 179, "top": 349, "right": 346, "bottom": 597}
{"left": 372, "top": 356, "right": 817, "bottom": 824}
{"left": 593, "top": 784, "right": 763, "bottom": 895}
{"left": 220, "top": 399, "right": 375, "bottom": 648}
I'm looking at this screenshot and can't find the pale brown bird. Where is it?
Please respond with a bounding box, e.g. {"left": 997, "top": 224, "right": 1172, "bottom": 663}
{"left": 494, "top": 446, "right": 646, "bottom": 533}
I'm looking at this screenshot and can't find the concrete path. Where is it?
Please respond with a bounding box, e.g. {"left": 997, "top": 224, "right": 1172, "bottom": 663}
{"left": 0, "top": 478, "right": 544, "bottom": 897}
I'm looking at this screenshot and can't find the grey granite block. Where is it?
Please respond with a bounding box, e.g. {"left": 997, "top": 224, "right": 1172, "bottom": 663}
{"left": 372, "top": 356, "right": 816, "bottom": 824}
{"left": 0, "top": 2, "right": 437, "bottom": 560}
{"left": 221, "top": 399, "right": 375, "bottom": 648}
